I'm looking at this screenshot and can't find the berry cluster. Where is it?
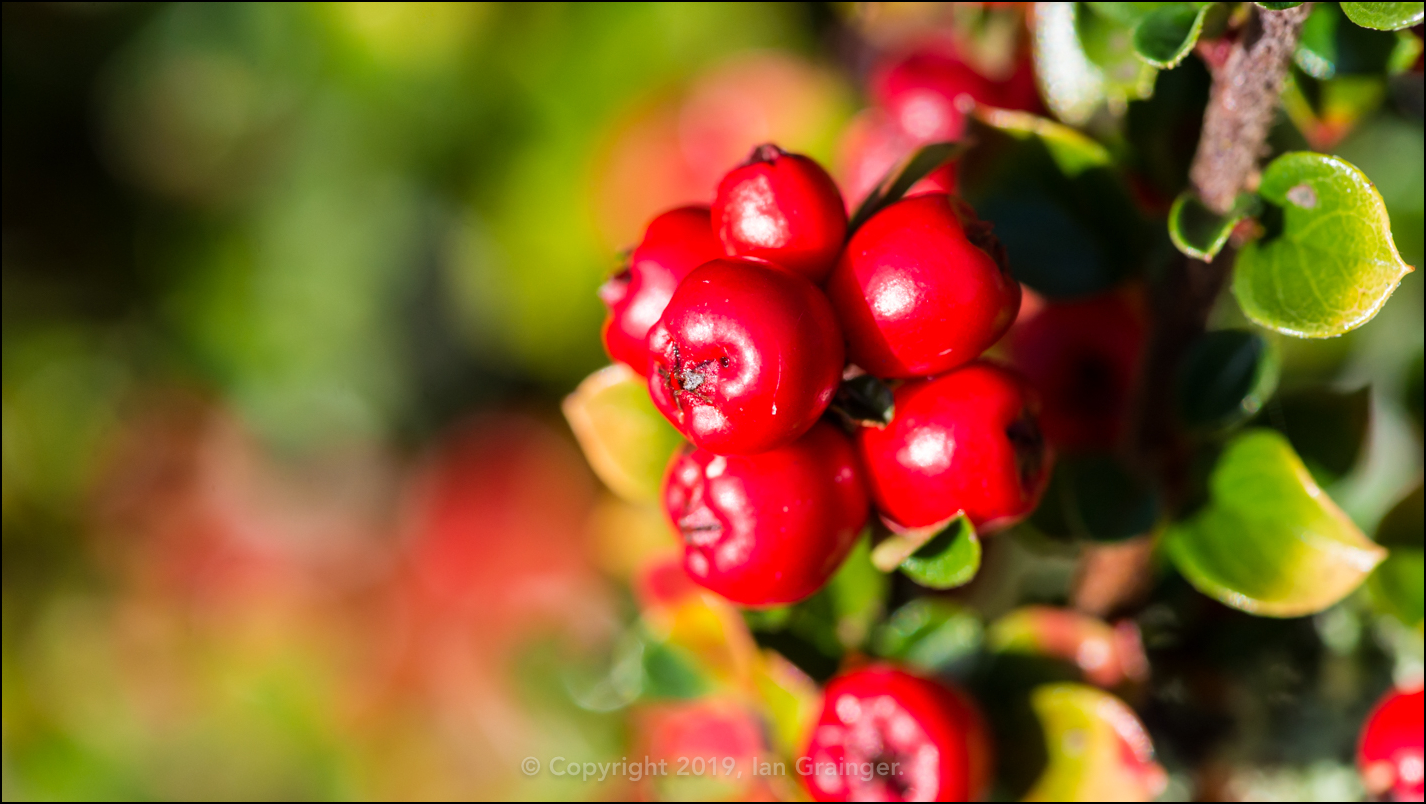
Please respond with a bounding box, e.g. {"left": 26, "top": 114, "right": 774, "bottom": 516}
{"left": 601, "top": 143, "right": 1045, "bottom": 801}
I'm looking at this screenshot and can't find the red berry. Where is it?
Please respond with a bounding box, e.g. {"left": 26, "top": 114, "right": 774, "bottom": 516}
{"left": 801, "top": 665, "right": 991, "bottom": 802}
{"left": 1008, "top": 289, "right": 1147, "bottom": 452}
{"left": 1358, "top": 685, "right": 1425, "bottom": 801}
{"left": 858, "top": 361, "right": 1050, "bottom": 532}
{"left": 872, "top": 46, "right": 1042, "bottom": 143}
{"left": 648, "top": 258, "right": 844, "bottom": 455}
{"left": 663, "top": 422, "right": 868, "bottom": 606}
{"left": 827, "top": 194, "right": 1020, "bottom": 379}
{"left": 712, "top": 144, "right": 848, "bottom": 283}
{"left": 600, "top": 206, "right": 722, "bottom": 376}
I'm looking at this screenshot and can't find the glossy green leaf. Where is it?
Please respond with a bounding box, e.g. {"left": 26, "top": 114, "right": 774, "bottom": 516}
{"left": 1264, "top": 385, "right": 1370, "bottom": 482}
{"left": 563, "top": 363, "right": 685, "bottom": 502}
{"left": 1134, "top": 3, "right": 1213, "bottom": 68}
{"left": 961, "top": 110, "right": 1150, "bottom": 299}
{"left": 1168, "top": 191, "right": 1261, "bottom": 260}
{"left": 1233, "top": 152, "right": 1413, "bottom": 338}
{"left": 1079, "top": 4, "right": 1161, "bottom": 102}
{"left": 1177, "top": 329, "right": 1280, "bottom": 430}
{"left": 1033, "top": 2, "right": 1109, "bottom": 124}
{"left": 1165, "top": 429, "right": 1386, "bottom": 617}
{"left": 848, "top": 141, "right": 966, "bottom": 233}
{"left": 1024, "top": 684, "right": 1168, "bottom": 802}
{"left": 1298, "top": 2, "right": 1415, "bottom": 78}
{"left": 1369, "top": 484, "right": 1424, "bottom": 627}
{"left": 1341, "top": 2, "right": 1425, "bottom": 30}
{"left": 1030, "top": 455, "right": 1160, "bottom": 542}
{"left": 872, "top": 599, "right": 984, "bottom": 672}
{"left": 900, "top": 516, "right": 981, "bottom": 589}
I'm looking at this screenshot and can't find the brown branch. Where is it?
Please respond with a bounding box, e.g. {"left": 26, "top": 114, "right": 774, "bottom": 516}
{"left": 1076, "top": 5, "right": 1313, "bottom": 617}
{"left": 1190, "top": 3, "right": 1313, "bottom": 214}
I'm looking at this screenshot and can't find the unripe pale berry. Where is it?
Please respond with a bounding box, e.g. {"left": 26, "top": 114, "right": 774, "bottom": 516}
{"left": 600, "top": 206, "right": 722, "bottom": 376}
{"left": 663, "top": 422, "right": 868, "bottom": 606}
{"left": 801, "top": 665, "right": 991, "bottom": 802}
{"left": 858, "top": 361, "right": 1050, "bottom": 532}
{"left": 713, "top": 144, "right": 848, "bottom": 283}
{"left": 648, "top": 258, "right": 844, "bottom": 455}
{"left": 828, "top": 194, "right": 1020, "bottom": 379}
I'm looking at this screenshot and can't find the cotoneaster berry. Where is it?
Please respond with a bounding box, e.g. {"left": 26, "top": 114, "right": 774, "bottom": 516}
{"left": 1358, "top": 685, "right": 1424, "bottom": 801}
{"left": 827, "top": 194, "right": 1020, "bottom": 379}
{"left": 858, "top": 361, "right": 1050, "bottom": 532}
{"left": 600, "top": 206, "right": 722, "bottom": 376}
{"left": 871, "top": 46, "right": 1041, "bottom": 143}
{"left": 1008, "top": 288, "right": 1147, "bottom": 451}
{"left": 647, "top": 258, "right": 844, "bottom": 455}
{"left": 713, "top": 144, "right": 848, "bottom": 283}
{"left": 801, "top": 665, "right": 991, "bottom": 802}
{"left": 662, "top": 422, "right": 868, "bottom": 606}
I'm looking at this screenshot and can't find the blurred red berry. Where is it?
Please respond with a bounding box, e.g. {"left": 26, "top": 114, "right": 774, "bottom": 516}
{"left": 828, "top": 194, "right": 1019, "bottom": 379}
{"left": 648, "top": 258, "right": 844, "bottom": 455}
{"left": 1358, "top": 685, "right": 1425, "bottom": 801}
{"left": 858, "top": 361, "right": 1050, "bottom": 532}
{"left": 713, "top": 144, "right": 849, "bottom": 283}
{"left": 801, "top": 665, "right": 991, "bottom": 802}
{"left": 599, "top": 206, "right": 722, "bottom": 376}
{"left": 662, "top": 422, "right": 868, "bottom": 606}
{"left": 1007, "top": 289, "right": 1148, "bottom": 452}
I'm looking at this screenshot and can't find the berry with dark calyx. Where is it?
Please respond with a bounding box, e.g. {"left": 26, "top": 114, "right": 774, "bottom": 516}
{"left": 600, "top": 206, "right": 722, "bottom": 376}
{"left": 713, "top": 144, "right": 848, "bottom": 283}
{"left": 647, "top": 258, "right": 844, "bottom": 455}
{"left": 1358, "top": 685, "right": 1424, "bottom": 802}
{"left": 828, "top": 194, "right": 1020, "bottom": 379}
{"left": 663, "top": 422, "right": 869, "bottom": 606}
{"left": 858, "top": 361, "right": 1050, "bottom": 532}
{"left": 801, "top": 665, "right": 991, "bottom": 802}
{"left": 1008, "top": 288, "right": 1147, "bottom": 452}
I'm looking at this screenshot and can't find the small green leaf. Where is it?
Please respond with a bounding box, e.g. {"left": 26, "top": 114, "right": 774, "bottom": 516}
{"left": 1341, "top": 2, "right": 1425, "bottom": 30}
{"left": 830, "top": 373, "right": 895, "bottom": 429}
{"left": 1024, "top": 684, "right": 1167, "bottom": 802}
{"left": 849, "top": 141, "right": 966, "bottom": 233}
{"left": 1264, "top": 385, "right": 1371, "bottom": 482}
{"left": 975, "top": 107, "right": 1114, "bottom": 177}
{"left": 1168, "top": 191, "right": 1261, "bottom": 260}
{"left": 900, "top": 516, "right": 982, "bottom": 589}
{"left": 1134, "top": 3, "right": 1213, "bottom": 68}
{"left": 1369, "top": 484, "right": 1424, "bottom": 627}
{"left": 1233, "top": 152, "right": 1414, "bottom": 338}
{"left": 1079, "top": 4, "right": 1161, "bottom": 102}
{"left": 1298, "top": 2, "right": 1414, "bottom": 78}
{"left": 563, "top": 363, "right": 686, "bottom": 502}
{"left": 1033, "top": 2, "right": 1110, "bottom": 124}
{"left": 1030, "top": 455, "right": 1160, "bottom": 542}
{"left": 1165, "top": 429, "right": 1386, "bottom": 617}
{"left": 872, "top": 599, "right": 984, "bottom": 672}
{"left": 1176, "top": 329, "right": 1280, "bottom": 430}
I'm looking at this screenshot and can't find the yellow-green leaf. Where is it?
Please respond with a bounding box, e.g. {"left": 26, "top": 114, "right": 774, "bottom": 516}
{"left": 563, "top": 363, "right": 684, "bottom": 503}
{"left": 1165, "top": 429, "right": 1386, "bottom": 617}
{"left": 1024, "top": 683, "right": 1167, "bottom": 802}
{"left": 1233, "top": 152, "right": 1413, "bottom": 338}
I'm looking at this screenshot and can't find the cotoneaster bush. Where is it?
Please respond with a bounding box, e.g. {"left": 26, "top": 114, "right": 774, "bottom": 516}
{"left": 566, "top": 4, "right": 1423, "bottom": 801}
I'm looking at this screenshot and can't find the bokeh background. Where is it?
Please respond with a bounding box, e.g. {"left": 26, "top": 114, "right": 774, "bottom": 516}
{"left": 2, "top": 2, "right": 1422, "bottom": 801}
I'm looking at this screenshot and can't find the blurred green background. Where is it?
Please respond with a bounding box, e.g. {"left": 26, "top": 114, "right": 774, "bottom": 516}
{"left": 2, "top": 3, "right": 851, "bottom": 798}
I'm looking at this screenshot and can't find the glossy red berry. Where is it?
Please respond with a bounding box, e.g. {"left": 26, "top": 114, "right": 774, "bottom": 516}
{"left": 871, "top": 46, "right": 1041, "bottom": 144}
{"left": 600, "top": 206, "right": 722, "bottom": 376}
{"left": 827, "top": 194, "right": 1020, "bottom": 379}
{"left": 1358, "top": 685, "right": 1424, "bottom": 801}
{"left": 801, "top": 665, "right": 991, "bottom": 802}
{"left": 858, "top": 361, "right": 1050, "bottom": 532}
{"left": 1008, "top": 288, "right": 1148, "bottom": 452}
{"left": 712, "top": 144, "right": 848, "bottom": 283}
{"left": 648, "top": 258, "right": 844, "bottom": 455}
{"left": 663, "top": 422, "right": 868, "bottom": 606}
